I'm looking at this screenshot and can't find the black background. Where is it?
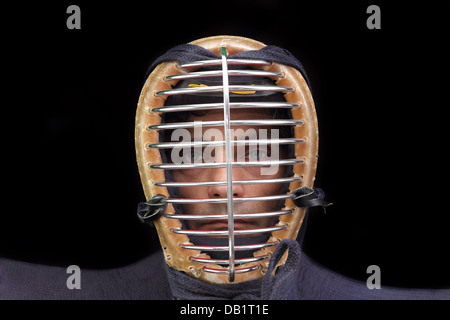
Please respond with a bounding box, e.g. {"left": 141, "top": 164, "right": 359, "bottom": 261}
{"left": 1, "top": 1, "right": 449, "bottom": 289}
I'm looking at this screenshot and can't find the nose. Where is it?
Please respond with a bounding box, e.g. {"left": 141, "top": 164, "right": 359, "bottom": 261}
{"left": 207, "top": 167, "right": 245, "bottom": 199}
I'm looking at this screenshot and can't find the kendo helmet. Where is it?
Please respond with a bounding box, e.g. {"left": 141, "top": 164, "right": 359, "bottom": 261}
{"left": 135, "top": 35, "right": 329, "bottom": 284}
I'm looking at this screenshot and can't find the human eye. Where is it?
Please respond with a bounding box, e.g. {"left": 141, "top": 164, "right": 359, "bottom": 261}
{"left": 179, "top": 148, "right": 203, "bottom": 164}
{"left": 189, "top": 150, "right": 203, "bottom": 163}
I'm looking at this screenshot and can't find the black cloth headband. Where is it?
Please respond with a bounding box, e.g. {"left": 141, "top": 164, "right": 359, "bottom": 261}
{"left": 145, "top": 44, "right": 312, "bottom": 91}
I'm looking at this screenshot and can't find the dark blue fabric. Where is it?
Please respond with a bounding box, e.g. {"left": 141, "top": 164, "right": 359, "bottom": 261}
{"left": 145, "top": 44, "right": 312, "bottom": 90}
{"left": 2, "top": 243, "right": 449, "bottom": 300}
{"left": 261, "top": 239, "right": 302, "bottom": 299}
{"left": 164, "top": 239, "right": 301, "bottom": 300}
{"left": 165, "top": 265, "right": 262, "bottom": 300}
{"left": 0, "top": 251, "right": 171, "bottom": 300}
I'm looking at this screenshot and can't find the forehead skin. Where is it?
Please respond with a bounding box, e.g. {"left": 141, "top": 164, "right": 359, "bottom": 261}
{"left": 188, "top": 108, "right": 274, "bottom": 122}
{"left": 186, "top": 108, "right": 281, "bottom": 141}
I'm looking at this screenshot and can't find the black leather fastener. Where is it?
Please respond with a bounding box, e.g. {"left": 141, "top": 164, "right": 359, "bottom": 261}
{"left": 291, "top": 187, "right": 332, "bottom": 211}
{"left": 137, "top": 194, "right": 167, "bottom": 224}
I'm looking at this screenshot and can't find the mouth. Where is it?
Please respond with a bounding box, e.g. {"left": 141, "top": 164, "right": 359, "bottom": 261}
{"left": 200, "top": 219, "right": 254, "bottom": 231}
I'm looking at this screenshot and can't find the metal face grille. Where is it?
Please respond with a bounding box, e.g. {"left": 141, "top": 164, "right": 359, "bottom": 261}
{"left": 147, "top": 47, "right": 305, "bottom": 282}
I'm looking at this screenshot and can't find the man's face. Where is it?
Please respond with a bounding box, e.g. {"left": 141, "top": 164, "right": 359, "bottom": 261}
{"left": 171, "top": 109, "right": 287, "bottom": 231}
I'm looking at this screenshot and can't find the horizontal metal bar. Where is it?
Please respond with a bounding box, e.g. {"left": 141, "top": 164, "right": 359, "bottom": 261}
{"left": 148, "top": 119, "right": 304, "bottom": 131}
{"left": 155, "top": 176, "right": 302, "bottom": 187}
{"left": 172, "top": 225, "right": 286, "bottom": 237}
{"left": 156, "top": 85, "right": 294, "bottom": 96}
{"left": 203, "top": 265, "right": 260, "bottom": 275}
{"left": 191, "top": 255, "right": 269, "bottom": 265}
{"left": 165, "top": 194, "right": 293, "bottom": 204}
{"left": 152, "top": 102, "right": 300, "bottom": 113}
{"left": 148, "top": 138, "right": 305, "bottom": 149}
{"left": 179, "top": 241, "right": 279, "bottom": 251}
{"left": 178, "top": 59, "right": 271, "bottom": 68}
{"left": 164, "top": 209, "right": 293, "bottom": 221}
{"left": 166, "top": 69, "right": 283, "bottom": 81}
{"left": 150, "top": 158, "right": 305, "bottom": 170}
